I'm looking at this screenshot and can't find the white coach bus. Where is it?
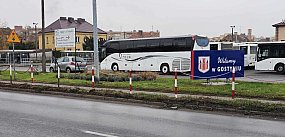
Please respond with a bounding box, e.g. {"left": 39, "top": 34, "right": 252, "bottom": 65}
{"left": 233, "top": 43, "right": 257, "bottom": 67}
{"left": 99, "top": 35, "right": 210, "bottom": 74}
{"left": 255, "top": 42, "right": 285, "bottom": 73}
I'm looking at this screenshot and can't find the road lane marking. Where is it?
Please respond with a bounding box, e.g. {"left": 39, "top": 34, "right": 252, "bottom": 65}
{"left": 82, "top": 130, "right": 119, "bottom": 137}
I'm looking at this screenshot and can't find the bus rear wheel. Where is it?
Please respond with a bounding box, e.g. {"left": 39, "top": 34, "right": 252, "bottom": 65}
{"left": 275, "top": 63, "right": 285, "bottom": 74}
{"left": 160, "top": 64, "right": 170, "bottom": 74}
{"left": 111, "top": 63, "right": 119, "bottom": 71}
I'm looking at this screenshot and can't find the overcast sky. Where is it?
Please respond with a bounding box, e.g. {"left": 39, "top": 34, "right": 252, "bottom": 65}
{"left": 0, "top": 0, "right": 284, "bottom": 37}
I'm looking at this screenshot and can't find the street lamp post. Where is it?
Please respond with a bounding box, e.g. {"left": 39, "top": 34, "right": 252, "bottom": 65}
{"left": 230, "top": 25, "right": 235, "bottom": 42}
{"left": 93, "top": 0, "right": 99, "bottom": 83}
{"left": 33, "top": 23, "right": 38, "bottom": 61}
{"left": 41, "top": 0, "right": 46, "bottom": 72}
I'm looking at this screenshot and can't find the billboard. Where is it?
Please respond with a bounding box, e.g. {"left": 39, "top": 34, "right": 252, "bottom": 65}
{"left": 55, "top": 28, "right": 76, "bottom": 48}
{"left": 191, "top": 50, "right": 244, "bottom": 79}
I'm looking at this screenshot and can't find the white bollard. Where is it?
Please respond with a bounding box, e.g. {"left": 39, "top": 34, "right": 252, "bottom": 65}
{"left": 92, "top": 67, "right": 95, "bottom": 88}
{"left": 57, "top": 66, "right": 60, "bottom": 87}
{"left": 31, "top": 64, "right": 34, "bottom": 83}
{"left": 232, "top": 67, "right": 235, "bottom": 99}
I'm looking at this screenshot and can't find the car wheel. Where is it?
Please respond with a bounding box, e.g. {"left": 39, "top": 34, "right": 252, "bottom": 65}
{"left": 160, "top": 64, "right": 169, "bottom": 74}
{"left": 66, "top": 68, "right": 72, "bottom": 73}
{"left": 49, "top": 67, "right": 54, "bottom": 73}
{"left": 111, "top": 63, "right": 119, "bottom": 71}
{"left": 275, "top": 63, "right": 285, "bottom": 74}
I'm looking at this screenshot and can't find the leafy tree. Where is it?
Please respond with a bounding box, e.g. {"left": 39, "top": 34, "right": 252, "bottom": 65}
{"left": 83, "top": 36, "right": 106, "bottom": 51}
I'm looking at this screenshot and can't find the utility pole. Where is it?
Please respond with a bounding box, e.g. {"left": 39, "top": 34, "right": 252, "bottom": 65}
{"left": 230, "top": 25, "right": 235, "bottom": 42}
{"left": 41, "top": 0, "right": 46, "bottom": 72}
{"left": 93, "top": 0, "right": 99, "bottom": 83}
{"left": 33, "top": 23, "right": 38, "bottom": 61}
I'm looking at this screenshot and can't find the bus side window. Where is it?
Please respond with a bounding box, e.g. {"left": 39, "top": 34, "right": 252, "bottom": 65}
{"left": 134, "top": 40, "right": 147, "bottom": 52}
{"left": 173, "top": 38, "right": 186, "bottom": 49}
{"left": 120, "top": 41, "right": 134, "bottom": 52}
{"left": 250, "top": 46, "right": 257, "bottom": 54}
{"left": 109, "top": 42, "right": 120, "bottom": 53}
{"left": 186, "top": 37, "right": 194, "bottom": 50}
{"left": 160, "top": 39, "right": 173, "bottom": 52}
{"left": 240, "top": 46, "right": 248, "bottom": 55}
{"left": 279, "top": 46, "right": 285, "bottom": 58}
{"left": 210, "top": 44, "right": 218, "bottom": 50}
{"left": 146, "top": 40, "right": 160, "bottom": 52}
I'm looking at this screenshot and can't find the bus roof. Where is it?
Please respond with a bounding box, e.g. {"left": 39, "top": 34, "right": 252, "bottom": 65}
{"left": 103, "top": 35, "right": 207, "bottom": 44}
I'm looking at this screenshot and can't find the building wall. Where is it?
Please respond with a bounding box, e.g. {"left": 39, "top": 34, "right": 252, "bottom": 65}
{"left": 277, "top": 26, "right": 285, "bottom": 41}
{"left": 39, "top": 32, "right": 107, "bottom": 51}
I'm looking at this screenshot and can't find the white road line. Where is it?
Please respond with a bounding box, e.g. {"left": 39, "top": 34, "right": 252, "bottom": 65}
{"left": 82, "top": 130, "right": 119, "bottom": 137}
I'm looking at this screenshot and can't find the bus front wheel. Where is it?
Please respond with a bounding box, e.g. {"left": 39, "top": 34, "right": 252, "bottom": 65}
{"left": 160, "top": 64, "right": 170, "bottom": 74}
{"left": 275, "top": 63, "right": 285, "bottom": 74}
{"left": 111, "top": 63, "right": 119, "bottom": 71}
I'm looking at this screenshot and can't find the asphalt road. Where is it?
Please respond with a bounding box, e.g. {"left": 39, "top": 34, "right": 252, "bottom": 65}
{"left": 0, "top": 90, "right": 285, "bottom": 137}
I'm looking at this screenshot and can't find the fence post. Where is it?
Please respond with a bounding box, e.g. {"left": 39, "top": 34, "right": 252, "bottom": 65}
{"left": 232, "top": 66, "right": 235, "bottom": 99}
{"left": 92, "top": 66, "right": 95, "bottom": 88}
{"left": 129, "top": 69, "right": 132, "bottom": 94}
{"left": 57, "top": 66, "right": 60, "bottom": 88}
{"left": 174, "top": 68, "right": 178, "bottom": 98}
{"left": 31, "top": 63, "right": 34, "bottom": 83}
{"left": 10, "top": 64, "right": 12, "bottom": 84}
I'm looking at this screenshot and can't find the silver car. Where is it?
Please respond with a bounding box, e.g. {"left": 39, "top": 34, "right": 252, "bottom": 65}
{"left": 49, "top": 56, "right": 87, "bottom": 73}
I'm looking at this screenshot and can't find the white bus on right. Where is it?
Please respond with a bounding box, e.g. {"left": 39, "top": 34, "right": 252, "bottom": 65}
{"left": 255, "top": 42, "right": 285, "bottom": 73}
{"left": 233, "top": 43, "right": 257, "bottom": 67}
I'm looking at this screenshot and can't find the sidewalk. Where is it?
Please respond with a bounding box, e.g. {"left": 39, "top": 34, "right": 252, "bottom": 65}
{"left": 1, "top": 80, "right": 285, "bottom": 105}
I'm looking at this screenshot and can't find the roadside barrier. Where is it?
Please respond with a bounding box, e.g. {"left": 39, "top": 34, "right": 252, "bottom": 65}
{"left": 92, "top": 67, "right": 95, "bottom": 88}
{"left": 57, "top": 66, "right": 60, "bottom": 88}
{"left": 9, "top": 65, "right": 12, "bottom": 84}
{"left": 129, "top": 69, "right": 132, "bottom": 94}
{"left": 232, "top": 67, "right": 235, "bottom": 99}
{"left": 174, "top": 68, "right": 178, "bottom": 98}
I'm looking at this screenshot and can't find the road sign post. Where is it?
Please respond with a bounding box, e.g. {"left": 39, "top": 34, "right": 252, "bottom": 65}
{"left": 7, "top": 30, "right": 21, "bottom": 81}
{"left": 12, "top": 43, "right": 16, "bottom": 80}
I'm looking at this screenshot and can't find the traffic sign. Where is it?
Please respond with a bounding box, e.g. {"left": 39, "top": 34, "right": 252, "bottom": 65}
{"left": 55, "top": 28, "right": 76, "bottom": 48}
{"left": 7, "top": 30, "right": 20, "bottom": 43}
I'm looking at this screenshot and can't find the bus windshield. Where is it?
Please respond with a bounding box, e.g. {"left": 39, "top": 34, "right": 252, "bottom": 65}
{"left": 195, "top": 36, "right": 209, "bottom": 47}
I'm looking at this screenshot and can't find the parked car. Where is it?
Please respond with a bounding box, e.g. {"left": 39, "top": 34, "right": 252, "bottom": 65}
{"left": 49, "top": 56, "right": 87, "bottom": 73}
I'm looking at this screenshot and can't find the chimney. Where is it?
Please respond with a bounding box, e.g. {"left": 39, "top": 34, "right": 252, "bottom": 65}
{"left": 77, "top": 18, "right": 85, "bottom": 23}
{"left": 138, "top": 30, "right": 143, "bottom": 37}
{"left": 234, "top": 32, "right": 238, "bottom": 42}
{"left": 68, "top": 17, "right": 74, "bottom": 23}
{"left": 60, "top": 17, "right": 67, "bottom": 20}
{"left": 248, "top": 29, "right": 252, "bottom": 42}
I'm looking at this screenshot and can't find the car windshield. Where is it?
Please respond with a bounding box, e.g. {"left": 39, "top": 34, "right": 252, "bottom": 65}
{"left": 72, "top": 57, "right": 85, "bottom": 62}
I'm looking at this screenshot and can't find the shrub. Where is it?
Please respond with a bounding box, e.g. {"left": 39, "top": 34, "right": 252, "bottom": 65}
{"left": 139, "top": 72, "right": 158, "bottom": 81}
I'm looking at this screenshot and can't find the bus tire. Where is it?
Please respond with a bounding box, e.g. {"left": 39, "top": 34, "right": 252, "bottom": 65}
{"left": 275, "top": 63, "right": 285, "bottom": 74}
{"left": 160, "top": 63, "right": 170, "bottom": 74}
{"left": 111, "top": 63, "right": 119, "bottom": 71}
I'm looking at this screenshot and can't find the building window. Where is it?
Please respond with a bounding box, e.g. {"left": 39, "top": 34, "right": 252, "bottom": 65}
{"left": 46, "top": 37, "right": 49, "bottom": 44}
{"left": 76, "top": 37, "right": 80, "bottom": 43}
{"left": 53, "top": 36, "right": 54, "bottom": 44}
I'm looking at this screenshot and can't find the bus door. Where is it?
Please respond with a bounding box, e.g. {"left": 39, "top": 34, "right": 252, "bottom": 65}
{"left": 240, "top": 46, "right": 249, "bottom": 67}
{"left": 249, "top": 46, "right": 257, "bottom": 66}
{"left": 256, "top": 46, "right": 272, "bottom": 70}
